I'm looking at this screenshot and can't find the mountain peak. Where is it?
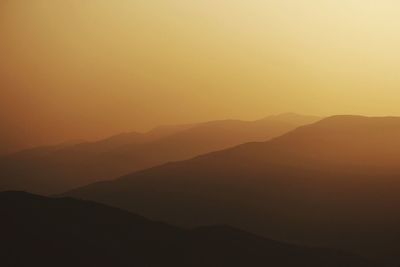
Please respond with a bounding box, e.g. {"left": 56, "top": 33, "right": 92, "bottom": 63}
{"left": 303, "top": 115, "right": 400, "bottom": 131}
{"left": 317, "top": 114, "right": 400, "bottom": 123}
{"left": 261, "top": 113, "right": 321, "bottom": 125}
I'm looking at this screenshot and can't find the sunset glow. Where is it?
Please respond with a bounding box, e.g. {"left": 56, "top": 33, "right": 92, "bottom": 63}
{"left": 2, "top": 0, "right": 400, "bottom": 152}
{"left": 3, "top": 3, "right": 400, "bottom": 266}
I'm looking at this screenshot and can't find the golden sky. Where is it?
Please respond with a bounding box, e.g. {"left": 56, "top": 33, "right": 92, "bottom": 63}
{"left": 1, "top": 0, "right": 400, "bottom": 153}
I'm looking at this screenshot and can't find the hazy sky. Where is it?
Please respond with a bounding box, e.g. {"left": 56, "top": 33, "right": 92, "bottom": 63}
{"left": 1, "top": 0, "right": 400, "bottom": 153}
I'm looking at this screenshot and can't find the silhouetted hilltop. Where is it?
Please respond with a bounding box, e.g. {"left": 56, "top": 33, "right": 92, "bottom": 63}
{"left": 64, "top": 115, "right": 400, "bottom": 264}
{"left": 0, "top": 191, "right": 374, "bottom": 267}
{"left": 262, "top": 113, "right": 321, "bottom": 125}
{"left": 0, "top": 114, "right": 319, "bottom": 194}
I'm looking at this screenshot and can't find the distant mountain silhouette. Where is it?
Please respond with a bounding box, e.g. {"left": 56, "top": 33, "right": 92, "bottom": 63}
{"left": 64, "top": 115, "right": 400, "bottom": 265}
{"left": 0, "top": 191, "right": 375, "bottom": 267}
{"left": 0, "top": 114, "right": 319, "bottom": 194}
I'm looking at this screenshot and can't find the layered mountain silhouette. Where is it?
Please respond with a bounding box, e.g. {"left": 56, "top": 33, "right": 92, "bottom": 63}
{"left": 0, "top": 191, "right": 375, "bottom": 267}
{"left": 64, "top": 115, "right": 400, "bottom": 265}
{"left": 0, "top": 113, "right": 319, "bottom": 194}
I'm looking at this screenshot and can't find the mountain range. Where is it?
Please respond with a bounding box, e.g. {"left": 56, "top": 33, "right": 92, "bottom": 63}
{"left": 64, "top": 115, "right": 400, "bottom": 265}
{"left": 0, "top": 113, "right": 319, "bottom": 194}
{"left": 0, "top": 191, "right": 375, "bottom": 267}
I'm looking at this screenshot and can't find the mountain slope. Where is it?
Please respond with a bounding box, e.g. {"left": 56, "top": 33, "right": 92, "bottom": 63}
{"left": 64, "top": 115, "right": 400, "bottom": 264}
{"left": 0, "top": 191, "right": 375, "bottom": 267}
{"left": 0, "top": 114, "right": 319, "bottom": 194}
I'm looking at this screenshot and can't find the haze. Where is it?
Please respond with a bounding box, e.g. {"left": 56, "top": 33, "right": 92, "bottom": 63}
{"left": 1, "top": 0, "right": 400, "bottom": 154}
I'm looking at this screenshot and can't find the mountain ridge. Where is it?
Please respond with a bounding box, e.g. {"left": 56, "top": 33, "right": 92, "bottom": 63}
{"left": 0, "top": 113, "right": 320, "bottom": 194}
{"left": 0, "top": 191, "right": 376, "bottom": 267}
{"left": 63, "top": 115, "right": 400, "bottom": 264}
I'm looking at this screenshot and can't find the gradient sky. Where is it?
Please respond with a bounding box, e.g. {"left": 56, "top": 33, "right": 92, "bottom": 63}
{"left": 1, "top": 0, "right": 400, "bottom": 153}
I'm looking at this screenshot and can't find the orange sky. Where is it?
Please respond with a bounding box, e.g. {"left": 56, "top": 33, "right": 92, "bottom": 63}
{"left": 1, "top": 0, "right": 400, "bottom": 154}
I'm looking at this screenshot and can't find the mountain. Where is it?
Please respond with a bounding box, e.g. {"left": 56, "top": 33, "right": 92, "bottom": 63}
{"left": 0, "top": 114, "right": 319, "bottom": 194}
{"left": 64, "top": 115, "right": 400, "bottom": 264}
{"left": 0, "top": 191, "right": 375, "bottom": 267}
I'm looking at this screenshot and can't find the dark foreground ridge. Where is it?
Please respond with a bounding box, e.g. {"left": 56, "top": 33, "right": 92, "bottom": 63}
{"left": 0, "top": 191, "right": 374, "bottom": 267}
